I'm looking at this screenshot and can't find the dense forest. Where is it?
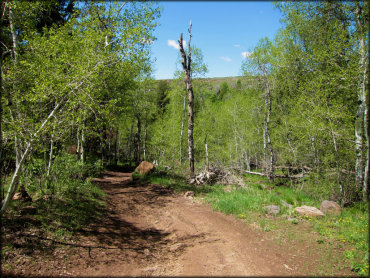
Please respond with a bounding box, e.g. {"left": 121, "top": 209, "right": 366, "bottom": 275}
{"left": 0, "top": 0, "right": 369, "bottom": 217}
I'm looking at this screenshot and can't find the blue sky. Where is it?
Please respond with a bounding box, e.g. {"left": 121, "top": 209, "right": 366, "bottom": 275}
{"left": 151, "top": 1, "right": 283, "bottom": 80}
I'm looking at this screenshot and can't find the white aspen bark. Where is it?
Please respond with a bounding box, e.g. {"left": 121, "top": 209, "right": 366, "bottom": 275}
{"left": 143, "top": 125, "right": 147, "bottom": 161}
{"left": 80, "top": 128, "right": 85, "bottom": 162}
{"left": 46, "top": 129, "right": 54, "bottom": 177}
{"left": 136, "top": 116, "right": 141, "bottom": 163}
{"left": 233, "top": 105, "right": 238, "bottom": 165}
{"left": 264, "top": 75, "right": 274, "bottom": 181}
{"left": 76, "top": 127, "right": 80, "bottom": 156}
{"left": 355, "top": 1, "right": 368, "bottom": 200}
{"left": 1, "top": 102, "right": 61, "bottom": 214}
{"left": 8, "top": 4, "right": 22, "bottom": 169}
{"left": 263, "top": 120, "right": 267, "bottom": 173}
{"left": 205, "top": 135, "right": 209, "bottom": 171}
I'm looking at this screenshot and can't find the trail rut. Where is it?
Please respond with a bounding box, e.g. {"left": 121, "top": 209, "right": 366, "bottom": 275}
{"left": 63, "top": 171, "right": 299, "bottom": 276}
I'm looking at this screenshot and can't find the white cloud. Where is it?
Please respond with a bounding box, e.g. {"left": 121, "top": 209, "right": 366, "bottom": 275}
{"left": 220, "top": 56, "right": 232, "bottom": 62}
{"left": 241, "top": 51, "right": 252, "bottom": 58}
{"left": 234, "top": 44, "right": 241, "bottom": 48}
{"left": 167, "top": 39, "right": 186, "bottom": 50}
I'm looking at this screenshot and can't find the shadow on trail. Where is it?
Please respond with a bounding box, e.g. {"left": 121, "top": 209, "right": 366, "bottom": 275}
{"left": 76, "top": 171, "right": 174, "bottom": 255}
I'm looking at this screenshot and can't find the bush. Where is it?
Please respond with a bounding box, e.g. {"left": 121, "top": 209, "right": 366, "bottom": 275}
{"left": 21, "top": 153, "right": 104, "bottom": 199}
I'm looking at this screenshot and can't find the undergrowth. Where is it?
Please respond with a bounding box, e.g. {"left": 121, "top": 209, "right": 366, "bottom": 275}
{"left": 2, "top": 153, "right": 106, "bottom": 244}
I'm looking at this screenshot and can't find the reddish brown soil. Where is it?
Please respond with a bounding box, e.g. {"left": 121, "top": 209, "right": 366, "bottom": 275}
{"left": 2, "top": 171, "right": 354, "bottom": 276}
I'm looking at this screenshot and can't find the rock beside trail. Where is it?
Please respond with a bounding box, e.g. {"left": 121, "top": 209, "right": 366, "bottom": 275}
{"left": 320, "top": 200, "right": 341, "bottom": 215}
{"left": 135, "top": 161, "right": 155, "bottom": 175}
{"left": 184, "top": 191, "right": 195, "bottom": 198}
{"left": 12, "top": 191, "right": 32, "bottom": 202}
{"left": 294, "top": 205, "right": 324, "bottom": 217}
{"left": 264, "top": 205, "right": 280, "bottom": 215}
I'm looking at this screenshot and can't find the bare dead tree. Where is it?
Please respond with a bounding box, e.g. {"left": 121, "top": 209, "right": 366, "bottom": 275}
{"left": 179, "top": 21, "right": 195, "bottom": 177}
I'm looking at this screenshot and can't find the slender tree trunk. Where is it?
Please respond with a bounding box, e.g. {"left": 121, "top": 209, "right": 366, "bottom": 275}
{"left": 128, "top": 120, "right": 134, "bottom": 162}
{"left": 80, "top": 127, "right": 85, "bottom": 162}
{"left": 179, "top": 94, "right": 186, "bottom": 164}
{"left": 1, "top": 102, "right": 61, "bottom": 214}
{"left": 179, "top": 22, "right": 195, "bottom": 177}
{"left": 76, "top": 127, "right": 80, "bottom": 157}
{"left": 205, "top": 135, "right": 209, "bottom": 171}
{"left": 263, "top": 74, "right": 274, "bottom": 181}
{"left": 0, "top": 40, "right": 2, "bottom": 202}
{"left": 355, "top": 1, "right": 368, "bottom": 201}
{"left": 246, "top": 150, "right": 251, "bottom": 171}
{"left": 46, "top": 129, "right": 54, "bottom": 177}
{"left": 136, "top": 116, "right": 141, "bottom": 163}
{"left": 330, "top": 123, "right": 344, "bottom": 206}
{"left": 114, "top": 128, "right": 119, "bottom": 165}
{"left": 8, "top": 4, "right": 22, "bottom": 169}
{"left": 143, "top": 123, "right": 147, "bottom": 162}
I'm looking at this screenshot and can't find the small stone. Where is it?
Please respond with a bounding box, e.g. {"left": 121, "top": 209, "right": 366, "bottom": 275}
{"left": 294, "top": 205, "right": 324, "bottom": 217}
{"left": 12, "top": 192, "right": 22, "bottom": 200}
{"left": 263, "top": 205, "right": 280, "bottom": 215}
{"left": 144, "top": 249, "right": 150, "bottom": 256}
{"left": 320, "top": 200, "right": 341, "bottom": 215}
{"left": 184, "top": 191, "right": 194, "bottom": 198}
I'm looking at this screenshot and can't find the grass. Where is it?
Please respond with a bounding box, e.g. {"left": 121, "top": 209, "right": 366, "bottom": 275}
{"left": 147, "top": 171, "right": 369, "bottom": 276}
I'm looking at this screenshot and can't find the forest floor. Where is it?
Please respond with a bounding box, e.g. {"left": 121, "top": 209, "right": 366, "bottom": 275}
{"left": 2, "top": 170, "right": 355, "bottom": 276}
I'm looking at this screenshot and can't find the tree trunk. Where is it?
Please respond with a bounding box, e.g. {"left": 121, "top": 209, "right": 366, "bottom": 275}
{"left": 1, "top": 102, "right": 61, "bottom": 214}
{"left": 330, "top": 122, "right": 344, "bottom": 206}
{"left": 46, "top": 129, "right": 54, "bottom": 177}
{"left": 179, "top": 94, "right": 186, "bottom": 164}
{"left": 80, "top": 127, "right": 85, "bottom": 162}
{"left": 264, "top": 75, "right": 274, "bottom": 181}
{"left": 136, "top": 116, "right": 141, "bottom": 163}
{"left": 355, "top": 1, "right": 368, "bottom": 201}
{"left": 127, "top": 120, "right": 134, "bottom": 162}
{"left": 179, "top": 22, "right": 195, "bottom": 177}
{"left": 205, "top": 135, "right": 209, "bottom": 171}
{"left": 76, "top": 127, "right": 80, "bottom": 157}
{"left": 114, "top": 128, "right": 119, "bottom": 165}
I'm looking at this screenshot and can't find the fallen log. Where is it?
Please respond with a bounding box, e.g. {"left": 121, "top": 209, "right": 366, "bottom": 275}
{"left": 244, "top": 171, "right": 265, "bottom": 176}
{"left": 244, "top": 171, "right": 304, "bottom": 179}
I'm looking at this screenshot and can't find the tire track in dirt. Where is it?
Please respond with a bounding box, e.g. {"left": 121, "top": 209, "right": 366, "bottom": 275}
{"left": 66, "top": 171, "right": 298, "bottom": 276}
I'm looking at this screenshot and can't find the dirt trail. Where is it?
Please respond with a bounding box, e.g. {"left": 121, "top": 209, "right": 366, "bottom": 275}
{"left": 62, "top": 171, "right": 300, "bottom": 276}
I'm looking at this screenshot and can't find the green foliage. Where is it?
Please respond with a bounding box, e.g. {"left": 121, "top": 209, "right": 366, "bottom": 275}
{"left": 21, "top": 153, "right": 104, "bottom": 199}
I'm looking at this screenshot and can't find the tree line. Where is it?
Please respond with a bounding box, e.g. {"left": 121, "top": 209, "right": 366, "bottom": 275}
{"left": 1, "top": 1, "right": 368, "bottom": 215}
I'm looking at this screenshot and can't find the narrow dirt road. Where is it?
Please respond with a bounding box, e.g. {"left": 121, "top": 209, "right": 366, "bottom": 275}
{"left": 62, "top": 171, "right": 302, "bottom": 276}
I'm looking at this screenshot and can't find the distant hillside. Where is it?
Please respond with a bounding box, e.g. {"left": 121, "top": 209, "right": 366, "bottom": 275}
{"left": 155, "top": 75, "right": 257, "bottom": 91}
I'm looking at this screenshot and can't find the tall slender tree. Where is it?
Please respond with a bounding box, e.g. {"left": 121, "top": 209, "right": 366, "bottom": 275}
{"left": 179, "top": 21, "right": 195, "bottom": 177}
